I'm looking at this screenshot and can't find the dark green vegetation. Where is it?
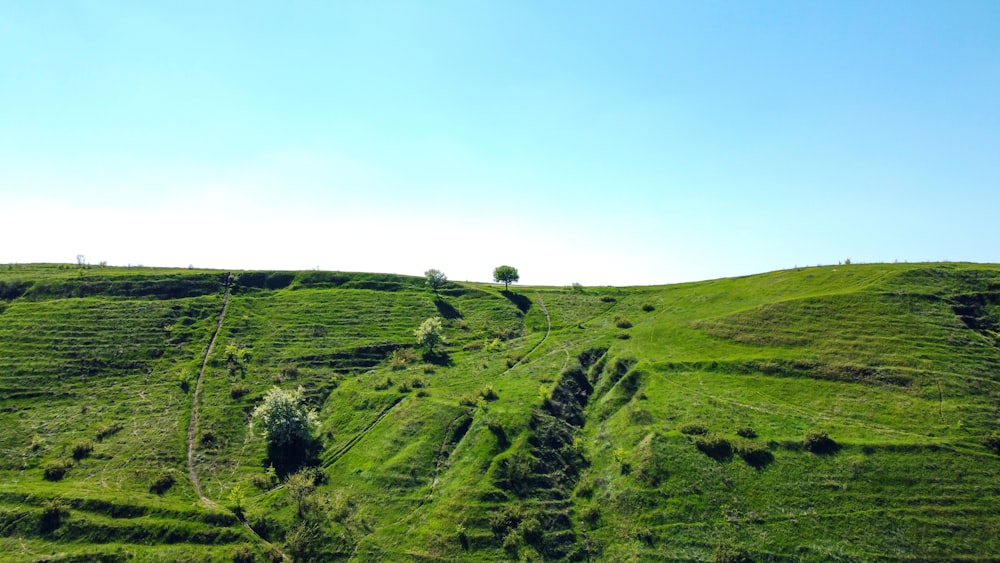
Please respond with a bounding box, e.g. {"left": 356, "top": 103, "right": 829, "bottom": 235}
{"left": 2, "top": 262, "right": 999, "bottom": 561}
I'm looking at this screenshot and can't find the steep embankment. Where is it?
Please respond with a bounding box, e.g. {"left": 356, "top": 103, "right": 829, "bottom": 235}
{"left": 1, "top": 262, "right": 999, "bottom": 561}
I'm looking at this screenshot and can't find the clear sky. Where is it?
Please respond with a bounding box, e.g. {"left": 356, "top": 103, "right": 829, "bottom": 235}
{"left": 2, "top": 1, "right": 998, "bottom": 286}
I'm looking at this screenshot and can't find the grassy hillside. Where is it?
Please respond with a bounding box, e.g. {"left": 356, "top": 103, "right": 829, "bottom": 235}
{"left": 1, "top": 262, "right": 998, "bottom": 561}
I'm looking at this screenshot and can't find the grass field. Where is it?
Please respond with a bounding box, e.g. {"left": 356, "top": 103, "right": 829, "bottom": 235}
{"left": 1, "top": 262, "right": 998, "bottom": 561}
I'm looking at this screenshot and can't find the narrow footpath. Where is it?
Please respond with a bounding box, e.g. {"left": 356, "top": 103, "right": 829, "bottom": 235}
{"left": 185, "top": 275, "right": 290, "bottom": 560}
{"left": 187, "top": 273, "right": 231, "bottom": 508}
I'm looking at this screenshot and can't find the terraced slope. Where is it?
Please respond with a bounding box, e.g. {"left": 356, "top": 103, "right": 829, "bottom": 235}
{"left": 1, "top": 262, "right": 998, "bottom": 561}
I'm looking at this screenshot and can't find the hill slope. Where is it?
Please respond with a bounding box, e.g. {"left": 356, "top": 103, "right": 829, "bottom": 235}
{"left": 1, "top": 262, "right": 998, "bottom": 561}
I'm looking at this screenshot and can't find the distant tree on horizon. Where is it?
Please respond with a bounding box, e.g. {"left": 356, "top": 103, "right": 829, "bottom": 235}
{"left": 493, "top": 265, "right": 519, "bottom": 291}
{"left": 424, "top": 269, "right": 447, "bottom": 293}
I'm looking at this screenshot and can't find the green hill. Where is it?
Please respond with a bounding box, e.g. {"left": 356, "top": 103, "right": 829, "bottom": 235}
{"left": 1, "top": 262, "right": 998, "bottom": 561}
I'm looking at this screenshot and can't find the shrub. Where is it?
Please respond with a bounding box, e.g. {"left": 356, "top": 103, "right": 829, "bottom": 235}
{"left": 694, "top": 434, "right": 733, "bottom": 460}
{"left": 71, "top": 440, "right": 94, "bottom": 460}
{"left": 613, "top": 447, "right": 632, "bottom": 475}
{"left": 803, "top": 430, "right": 838, "bottom": 454}
{"left": 43, "top": 459, "right": 72, "bottom": 481}
{"left": 614, "top": 314, "right": 633, "bottom": 328}
{"left": 518, "top": 515, "right": 542, "bottom": 544}
{"left": 389, "top": 348, "right": 417, "bottom": 370}
{"left": 736, "top": 427, "right": 757, "bottom": 439}
{"left": 232, "top": 543, "right": 257, "bottom": 563}
{"left": 200, "top": 430, "right": 218, "bottom": 447}
{"left": 40, "top": 498, "right": 70, "bottom": 531}
{"left": 479, "top": 384, "right": 499, "bottom": 401}
{"left": 280, "top": 363, "right": 300, "bottom": 378}
{"left": 599, "top": 295, "right": 616, "bottom": 303}
{"left": 633, "top": 525, "right": 655, "bottom": 546}
{"left": 985, "top": 432, "right": 1000, "bottom": 454}
{"left": 95, "top": 421, "right": 123, "bottom": 441}
{"left": 502, "top": 529, "right": 523, "bottom": 551}
{"left": 581, "top": 504, "right": 600, "bottom": 528}
{"left": 494, "top": 452, "right": 535, "bottom": 494}
{"left": 680, "top": 422, "right": 709, "bottom": 435}
{"left": 149, "top": 470, "right": 176, "bottom": 494}
{"left": 489, "top": 505, "right": 523, "bottom": 538}
{"left": 713, "top": 545, "right": 753, "bottom": 563}
{"left": 230, "top": 384, "right": 252, "bottom": 399}
{"left": 641, "top": 303, "right": 655, "bottom": 312}
{"left": 735, "top": 440, "right": 773, "bottom": 467}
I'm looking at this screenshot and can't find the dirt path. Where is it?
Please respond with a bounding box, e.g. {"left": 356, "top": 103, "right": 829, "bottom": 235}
{"left": 187, "top": 274, "right": 231, "bottom": 508}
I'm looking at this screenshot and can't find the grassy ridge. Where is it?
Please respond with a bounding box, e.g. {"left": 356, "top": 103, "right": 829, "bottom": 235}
{"left": 1, "top": 262, "right": 998, "bottom": 561}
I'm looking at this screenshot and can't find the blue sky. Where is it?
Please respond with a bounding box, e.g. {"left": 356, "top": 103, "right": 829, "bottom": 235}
{"left": 2, "top": 1, "right": 998, "bottom": 285}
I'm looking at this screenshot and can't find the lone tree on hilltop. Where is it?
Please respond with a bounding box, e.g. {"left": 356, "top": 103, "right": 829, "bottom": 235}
{"left": 493, "top": 265, "right": 519, "bottom": 291}
{"left": 424, "top": 269, "right": 447, "bottom": 293}
{"left": 415, "top": 316, "right": 445, "bottom": 354}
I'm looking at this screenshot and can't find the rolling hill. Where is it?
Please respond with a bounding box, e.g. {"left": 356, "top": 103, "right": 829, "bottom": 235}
{"left": 1, "top": 262, "right": 998, "bottom": 561}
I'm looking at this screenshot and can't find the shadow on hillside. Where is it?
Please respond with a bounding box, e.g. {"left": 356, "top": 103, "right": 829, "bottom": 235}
{"left": 434, "top": 299, "right": 463, "bottom": 320}
{"left": 422, "top": 350, "right": 453, "bottom": 366}
{"left": 266, "top": 438, "right": 322, "bottom": 479}
{"left": 501, "top": 290, "right": 532, "bottom": 313}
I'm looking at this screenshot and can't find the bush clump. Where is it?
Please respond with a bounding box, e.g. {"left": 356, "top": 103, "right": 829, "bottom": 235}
{"left": 40, "top": 498, "right": 70, "bottom": 532}
{"left": 71, "top": 440, "right": 94, "bottom": 460}
{"left": 389, "top": 348, "right": 417, "bottom": 370}
{"left": 736, "top": 427, "right": 757, "bottom": 439}
{"left": 735, "top": 440, "right": 774, "bottom": 467}
{"left": 614, "top": 314, "right": 633, "bottom": 329}
{"left": 43, "top": 459, "right": 73, "bottom": 481}
{"left": 641, "top": 303, "right": 655, "bottom": 312}
{"left": 479, "top": 384, "right": 499, "bottom": 401}
{"left": 149, "top": 470, "right": 176, "bottom": 494}
{"left": 984, "top": 432, "right": 1000, "bottom": 454}
{"left": 231, "top": 543, "right": 257, "bottom": 563}
{"left": 230, "top": 384, "right": 252, "bottom": 399}
{"left": 713, "top": 545, "right": 753, "bottom": 563}
{"left": 95, "top": 421, "right": 123, "bottom": 441}
{"left": 599, "top": 295, "right": 617, "bottom": 303}
{"left": 694, "top": 434, "right": 733, "bottom": 460}
{"left": 679, "top": 422, "right": 709, "bottom": 435}
{"left": 803, "top": 430, "right": 838, "bottom": 454}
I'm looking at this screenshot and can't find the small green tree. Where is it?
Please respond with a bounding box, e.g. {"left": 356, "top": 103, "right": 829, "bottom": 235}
{"left": 493, "top": 265, "right": 519, "bottom": 290}
{"left": 415, "top": 316, "right": 445, "bottom": 353}
{"left": 425, "top": 269, "right": 447, "bottom": 293}
{"left": 285, "top": 467, "right": 318, "bottom": 518}
{"left": 251, "top": 386, "right": 318, "bottom": 448}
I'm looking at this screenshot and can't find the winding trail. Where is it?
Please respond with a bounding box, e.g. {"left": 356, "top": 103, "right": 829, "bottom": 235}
{"left": 185, "top": 274, "right": 290, "bottom": 560}
{"left": 187, "top": 273, "right": 231, "bottom": 508}
{"left": 500, "top": 294, "right": 552, "bottom": 376}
